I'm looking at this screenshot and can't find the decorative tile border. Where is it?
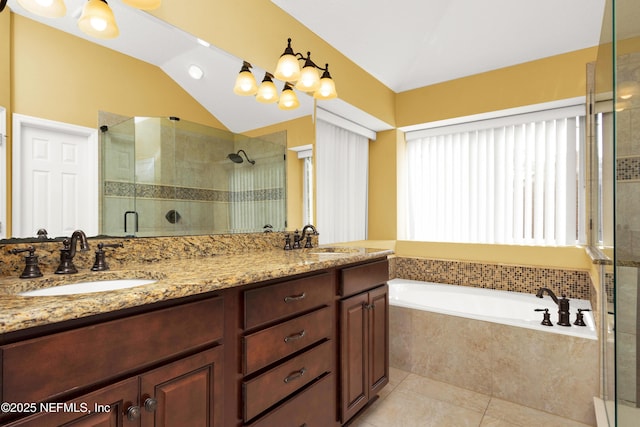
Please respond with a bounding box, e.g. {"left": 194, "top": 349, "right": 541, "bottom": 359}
{"left": 104, "top": 181, "right": 284, "bottom": 203}
{"left": 617, "top": 156, "right": 640, "bottom": 181}
{"left": 392, "top": 256, "right": 591, "bottom": 300}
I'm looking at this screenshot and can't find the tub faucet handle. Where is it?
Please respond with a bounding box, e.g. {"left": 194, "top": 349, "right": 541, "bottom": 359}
{"left": 574, "top": 308, "right": 591, "bottom": 326}
{"left": 534, "top": 308, "right": 553, "bottom": 326}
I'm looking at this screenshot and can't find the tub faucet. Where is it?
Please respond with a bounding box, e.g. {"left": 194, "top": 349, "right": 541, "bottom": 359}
{"left": 55, "top": 230, "right": 90, "bottom": 274}
{"left": 536, "top": 287, "right": 571, "bottom": 327}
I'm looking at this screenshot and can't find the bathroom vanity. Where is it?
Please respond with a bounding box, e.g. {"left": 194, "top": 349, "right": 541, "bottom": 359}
{"left": 0, "top": 245, "right": 390, "bottom": 427}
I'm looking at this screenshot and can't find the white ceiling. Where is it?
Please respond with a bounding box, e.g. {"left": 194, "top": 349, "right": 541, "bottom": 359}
{"left": 6, "top": 0, "right": 606, "bottom": 133}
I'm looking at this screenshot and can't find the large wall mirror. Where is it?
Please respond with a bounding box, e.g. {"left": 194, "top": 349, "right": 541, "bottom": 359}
{"left": 1, "top": 0, "right": 316, "bottom": 241}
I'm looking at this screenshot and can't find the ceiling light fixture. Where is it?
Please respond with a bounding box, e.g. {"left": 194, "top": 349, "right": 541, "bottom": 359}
{"left": 10, "top": 0, "right": 161, "bottom": 39}
{"left": 233, "top": 37, "right": 337, "bottom": 110}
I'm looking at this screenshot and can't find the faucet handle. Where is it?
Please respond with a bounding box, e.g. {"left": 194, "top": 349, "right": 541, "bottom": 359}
{"left": 9, "top": 246, "right": 44, "bottom": 279}
{"left": 534, "top": 308, "right": 553, "bottom": 326}
{"left": 91, "top": 242, "right": 124, "bottom": 271}
{"left": 574, "top": 308, "right": 591, "bottom": 326}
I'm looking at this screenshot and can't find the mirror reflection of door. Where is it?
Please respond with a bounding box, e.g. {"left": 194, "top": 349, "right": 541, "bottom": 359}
{"left": 12, "top": 114, "right": 98, "bottom": 238}
{"left": 0, "top": 106, "right": 6, "bottom": 239}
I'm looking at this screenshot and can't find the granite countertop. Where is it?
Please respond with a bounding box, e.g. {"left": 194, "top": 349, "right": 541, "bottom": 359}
{"left": 0, "top": 247, "right": 392, "bottom": 334}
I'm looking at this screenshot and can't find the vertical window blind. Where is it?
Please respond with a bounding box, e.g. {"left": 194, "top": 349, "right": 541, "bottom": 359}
{"left": 404, "top": 106, "right": 585, "bottom": 246}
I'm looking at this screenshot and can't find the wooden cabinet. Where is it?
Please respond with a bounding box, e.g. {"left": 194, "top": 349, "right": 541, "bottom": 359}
{"left": 338, "top": 260, "right": 389, "bottom": 424}
{"left": 241, "top": 272, "right": 337, "bottom": 426}
{"left": 1, "top": 296, "right": 224, "bottom": 427}
{"left": 5, "top": 347, "right": 223, "bottom": 427}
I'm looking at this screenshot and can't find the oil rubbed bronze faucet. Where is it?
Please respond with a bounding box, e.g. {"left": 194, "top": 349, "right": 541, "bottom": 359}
{"left": 298, "top": 224, "right": 319, "bottom": 248}
{"left": 55, "top": 230, "right": 90, "bottom": 274}
{"left": 536, "top": 287, "right": 571, "bottom": 326}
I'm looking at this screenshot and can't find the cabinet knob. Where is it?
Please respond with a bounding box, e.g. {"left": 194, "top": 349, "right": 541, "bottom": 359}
{"left": 126, "top": 405, "right": 141, "bottom": 421}
{"left": 144, "top": 397, "right": 158, "bottom": 412}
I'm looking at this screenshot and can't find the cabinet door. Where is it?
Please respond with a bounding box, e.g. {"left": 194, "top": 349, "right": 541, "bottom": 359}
{"left": 4, "top": 377, "right": 139, "bottom": 427}
{"left": 139, "top": 346, "right": 223, "bottom": 427}
{"left": 339, "top": 292, "right": 369, "bottom": 423}
{"left": 368, "top": 285, "right": 389, "bottom": 396}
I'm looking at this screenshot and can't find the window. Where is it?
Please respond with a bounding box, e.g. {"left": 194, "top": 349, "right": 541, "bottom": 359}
{"left": 403, "top": 104, "right": 586, "bottom": 246}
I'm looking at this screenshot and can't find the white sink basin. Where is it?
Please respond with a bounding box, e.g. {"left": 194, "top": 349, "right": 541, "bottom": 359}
{"left": 19, "top": 279, "right": 158, "bottom": 296}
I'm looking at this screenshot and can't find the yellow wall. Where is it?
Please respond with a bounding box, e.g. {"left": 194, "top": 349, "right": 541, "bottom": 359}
{"left": 0, "top": 12, "right": 10, "bottom": 109}
{"left": 396, "top": 47, "right": 598, "bottom": 127}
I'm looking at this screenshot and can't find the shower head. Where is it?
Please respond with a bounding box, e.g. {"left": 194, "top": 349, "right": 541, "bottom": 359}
{"left": 227, "top": 149, "right": 255, "bottom": 165}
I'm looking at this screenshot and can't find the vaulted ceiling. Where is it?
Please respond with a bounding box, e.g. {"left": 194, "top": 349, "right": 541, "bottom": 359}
{"left": 6, "top": 0, "right": 606, "bottom": 133}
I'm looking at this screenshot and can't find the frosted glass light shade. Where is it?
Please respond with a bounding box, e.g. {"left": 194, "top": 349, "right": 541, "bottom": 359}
{"left": 278, "top": 84, "right": 299, "bottom": 110}
{"left": 295, "top": 65, "right": 320, "bottom": 92}
{"left": 78, "top": 0, "right": 119, "bottom": 39}
{"left": 314, "top": 72, "right": 337, "bottom": 100}
{"left": 17, "top": 0, "right": 66, "bottom": 18}
{"left": 122, "top": 0, "right": 161, "bottom": 10}
{"left": 256, "top": 75, "right": 278, "bottom": 103}
{"left": 233, "top": 70, "right": 258, "bottom": 96}
{"left": 274, "top": 54, "right": 300, "bottom": 82}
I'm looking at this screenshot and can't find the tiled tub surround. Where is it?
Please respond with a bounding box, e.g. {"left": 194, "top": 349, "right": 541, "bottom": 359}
{"left": 389, "top": 304, "right": 598, "bottom": 426}
{"left": 388, "top": 256, "right": 598, "bottom": 425}
{"left": 393, "top": 256, "right": 591, "bottom": 300}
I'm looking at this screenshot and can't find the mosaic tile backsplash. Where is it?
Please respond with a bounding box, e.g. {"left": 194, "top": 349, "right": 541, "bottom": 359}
{"left": 390, "top": 256, "right": 591, "bottom": 300}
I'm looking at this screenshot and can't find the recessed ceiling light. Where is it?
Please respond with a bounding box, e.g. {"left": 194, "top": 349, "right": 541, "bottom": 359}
{"left": 188, "top": 64, "right": 204, "bottom": 80}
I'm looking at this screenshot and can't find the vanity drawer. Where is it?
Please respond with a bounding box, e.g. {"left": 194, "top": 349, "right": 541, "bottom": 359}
{"left": 1, "top": 296, "right": 223, "bottom": 403}
{"left": 244, "top": 272, "right": 333, "bottom": 329}
{"left": 247, "top": 373, "right": 335, "bottom": 427}
{"left": 244, "top": 306, "right": 332, "bottom": 375}
{"left": 340, "top": 259, "right": 389, "bottom": 297}
{"left": 243, "top": 340, "right": 333, "bottom": 422}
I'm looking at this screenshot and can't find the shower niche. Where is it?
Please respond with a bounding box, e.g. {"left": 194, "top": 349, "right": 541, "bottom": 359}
{"left": 101, "top": 116, "right": 286, "bottom": 237}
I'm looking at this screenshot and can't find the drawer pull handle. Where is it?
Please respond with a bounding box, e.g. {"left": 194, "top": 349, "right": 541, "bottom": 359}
{"left": 284, "top": 367, "right": 307, "bottom": 383}
{"left": 284, "top": 330, "right": 306, "bottom": 343}
{"left": 284, "top": 292, "right": 306, "bottom": 303}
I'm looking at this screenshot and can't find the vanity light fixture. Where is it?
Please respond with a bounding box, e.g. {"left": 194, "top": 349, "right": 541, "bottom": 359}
{"left": 17, "top": 0, "right": 66, "bottom": 17}
{"left": 78, "top": 0, "right": 119, "bottom": 39}
{"left": 233, "top": 37, "right": 338, "bottom": 110}
{"left": 10, "top": 0, "right": 162, "bottom": 40}
{"left": 233, "top": 61, "right": 258, "bottom": 96}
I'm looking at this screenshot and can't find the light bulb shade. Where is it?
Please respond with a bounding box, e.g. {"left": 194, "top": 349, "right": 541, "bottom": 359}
{"left": 78, "top": 0, "right": 119, "bottom": 39}
{"left": 17, "top": 0, "right": 66, "bottom": 18}
{"left": 256, "top": 74, "right": 278, "bottom": 103}
{"left": 295, "top": 65, "right": 320, "bottom": 92}
{"left": 278, "top": 84, "right": 300, "bottom": 110}
{"left": 314, "top": 69, "right": 337, "bottom": 100}
{"left": 233, "top": 70, "right": 258, "bottom": 96}
{"left": 275, "top": 54, "right": 301, "bottom": 82}
{"left": 121, "top": 0, "right": 161, "bottom": 10}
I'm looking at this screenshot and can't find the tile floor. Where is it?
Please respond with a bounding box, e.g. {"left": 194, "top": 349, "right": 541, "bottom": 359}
{"left": 349, "top": 367, "right": 594, "bottom": 427}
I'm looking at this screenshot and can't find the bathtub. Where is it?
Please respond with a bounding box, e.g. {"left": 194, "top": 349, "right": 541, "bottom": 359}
{"left": 388, "top": 278, "right": 596, "bottom": 339}
{"left": 388, "top": 278, "right": 599, "bottom": 425}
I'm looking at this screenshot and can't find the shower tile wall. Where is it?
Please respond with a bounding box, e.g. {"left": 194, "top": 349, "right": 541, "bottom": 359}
{"left": 615, "top": 49, "right": 640, "bottom": 408}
